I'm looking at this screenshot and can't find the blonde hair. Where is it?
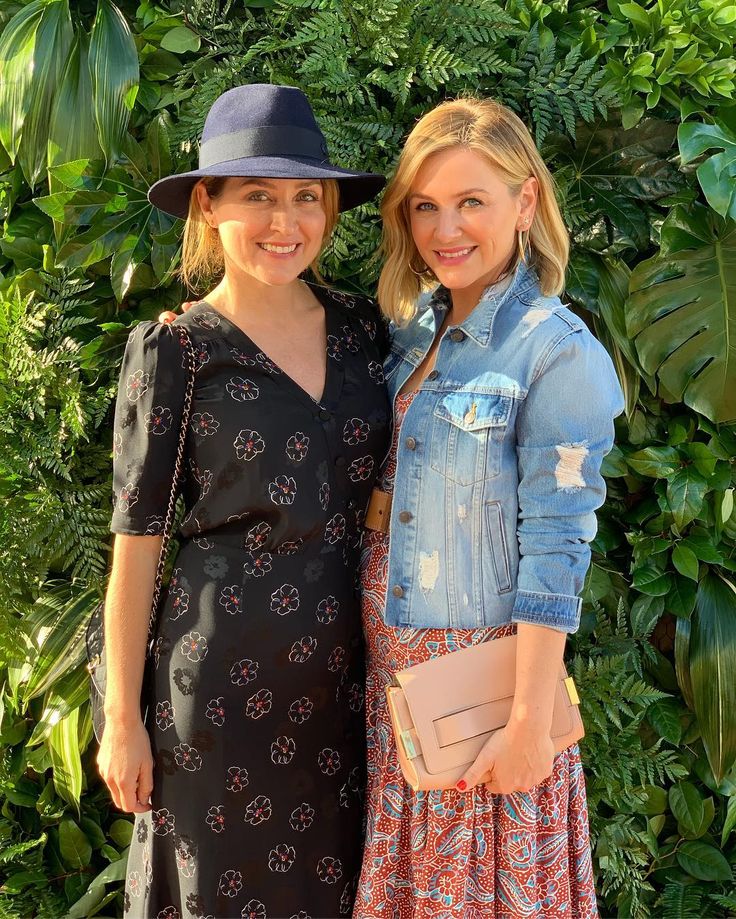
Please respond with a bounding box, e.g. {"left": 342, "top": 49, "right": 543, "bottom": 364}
{"left": 179, "top": 177, "right": 340, "bottom": 292}
{"left": 377, "top": 97, "right": 569, "bottom": 325}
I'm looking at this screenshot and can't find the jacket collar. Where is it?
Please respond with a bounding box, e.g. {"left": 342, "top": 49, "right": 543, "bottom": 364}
{"left": 428, "top": 261, "right": 540, "bottom": 347}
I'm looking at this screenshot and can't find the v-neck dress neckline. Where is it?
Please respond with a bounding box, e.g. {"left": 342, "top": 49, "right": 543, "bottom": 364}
{"left": 197, "top": 282, "right": 343, "bottom": 411}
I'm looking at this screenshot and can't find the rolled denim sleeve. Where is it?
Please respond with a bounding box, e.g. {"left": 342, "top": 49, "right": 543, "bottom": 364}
{"left": 513, "top": 325, "right": 624, "bottom": 633}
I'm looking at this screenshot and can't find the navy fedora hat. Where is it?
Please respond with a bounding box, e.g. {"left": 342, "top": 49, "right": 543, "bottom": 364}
{"left": 148, "top": 84, "right": 385, "bottom": 218}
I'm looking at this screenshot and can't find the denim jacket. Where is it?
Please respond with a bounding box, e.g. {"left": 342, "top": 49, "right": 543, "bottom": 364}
{"left": 381, "top": 262, "right": 624, "bottom": 633}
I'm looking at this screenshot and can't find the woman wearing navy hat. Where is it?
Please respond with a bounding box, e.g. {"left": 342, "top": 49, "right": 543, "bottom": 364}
{"left": 96, "top": 84, "right": 389, "bottom": 918}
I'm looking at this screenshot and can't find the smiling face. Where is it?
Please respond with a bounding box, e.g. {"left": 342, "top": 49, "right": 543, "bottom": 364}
{"left": 408, "top": 147, "right": 538, "bottom": 305}
{"left": 196, "top": 177, "right": 329, "bottom": 286}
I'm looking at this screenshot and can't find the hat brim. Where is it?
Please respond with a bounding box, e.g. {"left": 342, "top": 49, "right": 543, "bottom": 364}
{"left": 148, "top": 155, "right": 386, "bottom": 218}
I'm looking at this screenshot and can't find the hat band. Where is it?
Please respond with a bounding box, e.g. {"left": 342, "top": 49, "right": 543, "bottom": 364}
{"left": 199, "top": 125, "right": 328, "bottom": 169}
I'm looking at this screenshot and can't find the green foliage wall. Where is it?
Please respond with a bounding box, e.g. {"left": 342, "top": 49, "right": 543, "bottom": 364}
{"left": 0, "top": 0, "right": 735, "bottom": 915}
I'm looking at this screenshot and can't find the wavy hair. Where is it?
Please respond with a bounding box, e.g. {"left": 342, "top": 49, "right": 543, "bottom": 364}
{"left": 179, "top": 177, "right": 340, "bottom": 292}
{"left": 377, "top": 97, "right": 569, "bottom": 325}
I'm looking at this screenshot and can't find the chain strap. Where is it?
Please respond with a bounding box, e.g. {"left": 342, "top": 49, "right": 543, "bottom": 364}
{"left": 146, "top": 325, "right": 197, "bottom": 653}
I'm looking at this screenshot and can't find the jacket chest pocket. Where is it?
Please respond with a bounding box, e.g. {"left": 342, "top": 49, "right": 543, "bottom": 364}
{"left": 430, "top": 391, "right": 514, "bottom": 486}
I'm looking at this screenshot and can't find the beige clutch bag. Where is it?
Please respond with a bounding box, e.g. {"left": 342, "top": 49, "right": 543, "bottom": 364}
{"left": 385, "top": 632, "right": 584, "bottom": 791}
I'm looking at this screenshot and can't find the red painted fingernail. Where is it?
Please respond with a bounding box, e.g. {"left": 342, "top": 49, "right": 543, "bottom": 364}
{"left": 456, "top": 780, "right": 467, "bottom": 791}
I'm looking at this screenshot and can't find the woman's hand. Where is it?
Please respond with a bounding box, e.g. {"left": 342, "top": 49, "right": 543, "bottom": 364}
{"left": 158, "top": 301, "right": 196, "bottom": 324}
{"left": 97, "top": 716, "right": 154, "bottom": 813}
{"left": 456, "top": 719, "right": 555, "bottom": 795}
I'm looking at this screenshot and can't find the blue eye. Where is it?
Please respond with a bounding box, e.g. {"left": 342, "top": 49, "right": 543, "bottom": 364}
{"left": 461, "top": 197, "right": 482, "bottom": 208}
{"left": 414, "top": 202, "right": 435, "bottom": 212}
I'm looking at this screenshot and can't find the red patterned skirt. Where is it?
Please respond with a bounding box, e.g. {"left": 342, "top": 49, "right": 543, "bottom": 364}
{"left": 355, "top": 393, "right": 599, "bottom": 918}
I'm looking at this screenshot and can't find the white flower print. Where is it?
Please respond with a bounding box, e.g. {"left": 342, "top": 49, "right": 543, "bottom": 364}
{"left": 324, "top": 514, "right": 346, "bottom": 544}
{"left": 255, "top": 352, "right": 281, "bottom": 374}
{"left": 289, "top": 802, "right": 315, "bottom": 831}
{"left": 341, "top": 324, "right": 360, "bottom": 353}
{"left": 347, "top": 681, "right": 364, "bottom": 712}
{"left": 174, "top": 835, "right": 197, "bottom": 878}
{"left": 269, "top": 584, "right": 300, "bottom": 615}
{"left": 192, "top": 342, "right": 211, "bottom": 370}
{"left": 126, "top": 369, "right": 150, "bottom": 402}
{"left": 317, "top": 748, "right": 341, "bottom": 776}
{"left": 145, "top": 515, "right": 164, "bottom": 535}
{"left": 317, "top": 596, "right": 340, "bottom": 624}
{"left": 342, "top": 417, "right": 369, "bottom": 444}
{"left": 268, "top": 843, "right": 296, "bottom": 873}
{"left": 276, "top": 538, "right": 303, "bottom": 556}
{"left": 193, "top": 310, "right": 221, "bottom": 329}
{"left": 243, "top": 795, "right": 272, "bottom": 826}
{"left": 192, "top": 535, "right": 213, "bottom": 550}
{"left": 271, "top": 736, "right": 296, "bottom": 765}
{"left": 290, "top": 913, "right": 310, "bottom": 919}
{"left": 230, "top": 658, "right": 259, "bottom": 686}
{"left": 168, "top": 586, "right": 190, "bottom": 621}
{"left": 219, "top": 585, "right": 243, "bottom": 615}
{"left": 203, "top": 554, "right": 228, "bottom": 578}
{"left": 243, "top": 551, "right": 272, "bottom": 578}
{"left": 197, "top": 468, "right": 214, "bottom": 498}
{"left": 327, "top": 646, "right": 346, "bottom": 672}
{"left": 348, "top": 455, "right": 375, "bottom": 482}
{"left": 368, "top": 360, "right": 384, "bottom": 383}
{"left": 206, "top": 805, "right": 225, "bottom": 833}
{"left": 225, "top": 766, "right": 249, "bottom": 792}
{"left": 234, "top": 429, "right": 265, "bottom": 461}
{"left": 330, "top": 290, "right": 358, "bottom": 308}
{"left": 180, "top": 631, "right": 208, "bottom": 662}
{"left": 219, "top": 869, "right": 243, "bottom": 897}
{"left": 360, "top": 316, "right": 377, "bottom": 339}
{"left": 288, "top": 697, "right": 313, "bottom": 724}
{"left": 268, "top": 475, "right": 297, "bottom": 505}
{"left": 155, "top": 700, "right": 175, "bottom": 731}
{"left": 128, "top": 871, "right": 141, "bottom": 897}
{"left": 174, "top": 743, "right": 202, "bottom": 772}
{"left": 145, "top": 405, "right": 173, "bottom": 435}
{"left": 241, "top": 900, "right": 267, "bottom": 919}
{"left": 191, "top": 412, "right": 220, "bottom": 436}
{"left": 157, "top": 907, "right": 180, "bottom": 919}
{"left": 289, "top": 636, "right": 317, "bottom": 663}
{"left": 113, "top": 432, "right": 123, "bottom": 458}
{"left": 319, "top": 482, "right": 330, "bottom": 511}
{"left": 286, "top": 432, "right": 310, "bottom": 461}
{"left": 173, "top": 667, "right": 197, "bottom": 695}
{"left": 206, "top": 697, "right": 225, "bottom": 726}
{"left": 326, "top": 334, "right": 343, "bottom": 361}
{"left": 316, "top": 856, "right": 343, "bottom": 884}
{"left": 226, "top": 376, "right": 260, "bottom": 401}
{"left": 230, "top": 346, "right": 255, "bottom": 366}
{"left": 117, "top": 483, "right": 139, "bottom": 512}
{"left": 245, "top": 688, "right": 272, "bottom": 719}
{"left": 244, "top": 521, "right": 271, "bottom": 550}
{"left": 152, "top": 808, "right": 175, "bottom": 836}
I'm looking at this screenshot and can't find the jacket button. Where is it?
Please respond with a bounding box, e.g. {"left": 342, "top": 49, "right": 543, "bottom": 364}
{"left": 405, "top": 436, "right": 417, "bottom": 450}
{"left": 392, "top": 585, "right": 404, "bottom": 598}
{"left": 318, "top": 408, "right": 331, "bottom": 422}
{"left": 426, "top": 370, "right": 439, "bottom": 381}
{"left": 450, "top": 328, "right": 466, "bottom": 342}
{"left": 398, "top": 510, "right": 412, "bottom": 523}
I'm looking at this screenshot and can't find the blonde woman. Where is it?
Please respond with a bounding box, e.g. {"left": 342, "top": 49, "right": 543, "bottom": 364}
{"left": 98, "top": 84, "right": 389, "bottom": 918}
{"left": 356, "top": 98, "right": 623, "bottom": 917}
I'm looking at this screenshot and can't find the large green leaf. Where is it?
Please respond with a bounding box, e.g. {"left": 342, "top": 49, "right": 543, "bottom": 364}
{"left": 626, "top": 204, "right": 736, "bottom": 423}
{"left": 88, "top": 0, "right": 139, "bottom": 165}
{"left": 0, "top": 0, "right": 73, "bottom": 186}
{"left": 677, "top": 840, "right": 732, "bottom": 881}
{"left": 688, "top": 573, "right": 736, "bottom": 782}
{"left": 48, "top": 30, "right": 101, "bottom": 170}
{"left": 678, "top": 109, "right": 736, "bottom": 220}
{"left": 49, "top": 707, "right": 83, "bottom": 808}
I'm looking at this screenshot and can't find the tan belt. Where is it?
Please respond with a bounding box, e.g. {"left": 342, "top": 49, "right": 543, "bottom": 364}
{"left": 365, "top": 487, "right": 392, "bottom": 534}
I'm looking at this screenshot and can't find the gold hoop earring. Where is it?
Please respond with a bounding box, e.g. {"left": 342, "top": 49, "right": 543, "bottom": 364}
{"left": 517, "top": 229, "right": 527, "bottom": 264}
{"left": 409, "top": 256, "right": 432, "bottom": 277}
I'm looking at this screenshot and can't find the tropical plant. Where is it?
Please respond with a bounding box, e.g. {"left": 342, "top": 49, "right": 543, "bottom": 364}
{"left": 0, "top": 0, "right": 735, "bottom": 915}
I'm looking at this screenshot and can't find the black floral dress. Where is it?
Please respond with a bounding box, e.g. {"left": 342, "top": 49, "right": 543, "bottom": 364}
{"left": 110, "top": 284, "right": 390, "bottom": 919}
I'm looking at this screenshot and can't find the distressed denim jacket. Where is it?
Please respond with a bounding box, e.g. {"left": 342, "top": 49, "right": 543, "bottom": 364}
{"left": 381, "top": 261, "right": 624, "bottom": 633}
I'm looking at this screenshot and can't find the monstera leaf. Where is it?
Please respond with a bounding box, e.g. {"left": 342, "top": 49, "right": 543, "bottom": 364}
{"left": 679, "top": 109, "right": 736, "bottom": 221}
{"left": 626, "top": 204, "right": 736, "bottom": 423}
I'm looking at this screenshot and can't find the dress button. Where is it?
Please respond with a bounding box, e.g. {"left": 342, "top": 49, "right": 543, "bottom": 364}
{"left": 426, "top": 370, "right": 439, "bottom": 381}
{"left": 392, "top": 585, "right": 404, "bottom": 598}
{"left": 398, "top": 510, "right": 412, "bottom": 523}
{"left": 405, "top": 436, "right": 417, "bottom": 451}
{"left": 318, "top": 408, "right": 331, "bottom": 422}
{"left": 450, "top": 328, "right": 466, "bottom": 342}
{"left": 335, "top": 455, "right": 346, "bottom": 467}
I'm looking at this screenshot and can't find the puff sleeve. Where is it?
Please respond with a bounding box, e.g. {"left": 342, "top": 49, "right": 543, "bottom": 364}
{"left": 110, "top": 321, "right": 189, "bottom": 536}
